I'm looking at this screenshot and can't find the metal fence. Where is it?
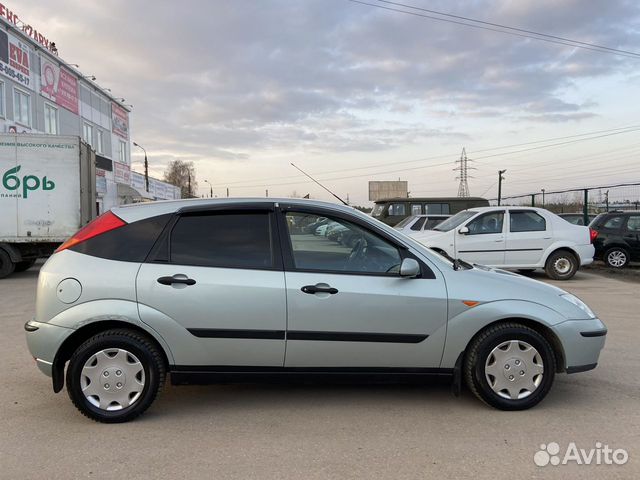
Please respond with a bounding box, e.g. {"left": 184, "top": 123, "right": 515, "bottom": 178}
{"left": 488, "top": 181, "right": 640, "bottom": 223}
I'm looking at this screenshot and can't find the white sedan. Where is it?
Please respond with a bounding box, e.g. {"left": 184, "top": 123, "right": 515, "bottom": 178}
{"left": 410, "top": 206, "right": 596, "bottom": 279}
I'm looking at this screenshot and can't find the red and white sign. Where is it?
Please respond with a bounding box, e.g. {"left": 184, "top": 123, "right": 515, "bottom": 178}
{"left": 40, "top": 57, "right": 79, "bottom": 114}
{"left": 0, "top": 29, "right": 33, "bottom": 90}
{"left": 0, "top": 3, "right": 56, "bottom": 53}
{"left": 113, "top": 161, "right": 131, "bottom": 185}
{"left": 111, "top": 102, "right": 129, "bottom": 139}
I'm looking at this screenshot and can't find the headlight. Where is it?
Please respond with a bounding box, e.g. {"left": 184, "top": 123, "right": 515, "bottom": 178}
{"left": 560, "top": 293, "right": 595, "bottom": 318}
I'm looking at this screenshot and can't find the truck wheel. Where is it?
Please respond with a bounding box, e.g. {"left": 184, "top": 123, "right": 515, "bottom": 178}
{"left": 464, "top": 322, "right": 556, "bottom": 410}
{"left": 14, "top": 259, "right": 36, "bottom": 272}
{"left": 0, "top": 249, "right": 15, "bottom": 279}
{"left": 545, "top": 250, "right": 578, "bottom": 280}
{"left": 66, "top": 329, "right": 166, "bottom": 423}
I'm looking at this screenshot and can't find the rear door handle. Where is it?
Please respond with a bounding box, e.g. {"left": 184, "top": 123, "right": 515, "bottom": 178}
{"left": 157, "top": 276, "right": 196, "bottom": 286}
{"left": 301, "top": 285, "right": 338, "bottom": 295}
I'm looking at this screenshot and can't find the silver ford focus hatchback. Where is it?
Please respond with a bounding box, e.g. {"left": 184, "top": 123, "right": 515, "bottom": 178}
{"left": 25, "top": 199, "right": 607, "bottom": 422}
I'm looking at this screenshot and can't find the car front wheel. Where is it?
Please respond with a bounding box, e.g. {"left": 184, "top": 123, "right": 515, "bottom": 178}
{"left": 464, "top": 323, "right": 556, "bottom": 410}
{"left": 604, "top": 247, "right": 629, "bottom": 268}
{"left": 66, "top": 329, "right": 166, "bottom": 423}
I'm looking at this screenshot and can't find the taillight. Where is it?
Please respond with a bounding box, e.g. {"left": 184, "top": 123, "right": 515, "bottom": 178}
{"left": 589, "top": 228, "right": 598, "bottom": 244}
{"left": 55, "top": 211, "right": 126, "bottom": 253}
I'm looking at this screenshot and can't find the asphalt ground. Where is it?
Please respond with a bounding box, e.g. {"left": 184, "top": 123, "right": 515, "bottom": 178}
{"left": 0, "top": 264, "right": 638, "bottom": 479}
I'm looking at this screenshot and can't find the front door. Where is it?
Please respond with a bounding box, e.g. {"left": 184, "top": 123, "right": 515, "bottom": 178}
{"left": 456, "top": 210, "right": 506, "bottom": 266}
{"left": 280, "top": 207, "right": 448, "bottom": 369}
{"left": 136, "top": 207, "right": 286, "bottom": 367}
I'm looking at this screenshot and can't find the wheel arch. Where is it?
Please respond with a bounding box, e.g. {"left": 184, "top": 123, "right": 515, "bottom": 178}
{"left": 52, "top": 320, "right": 170, "bottom": 393}
{"left": 463, "top": 317, "right": 566, "bottom": 374}
{"left": 542, "top": 245, "right": 579, "bottom": 266}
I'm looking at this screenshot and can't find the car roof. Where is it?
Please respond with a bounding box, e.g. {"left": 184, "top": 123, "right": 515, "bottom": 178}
{"left": 112, "top": 197, "right": 359, "bottom": 223}
{"left": 464, "top": 206, "right": 550, "bottom": 214}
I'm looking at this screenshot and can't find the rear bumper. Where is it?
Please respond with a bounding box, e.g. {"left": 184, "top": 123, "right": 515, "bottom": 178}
{"left": 24, "top": 320, "right": 73, "bottom": 377}
{"left": 574, "top": 244, "right": 595, "bottom": 266}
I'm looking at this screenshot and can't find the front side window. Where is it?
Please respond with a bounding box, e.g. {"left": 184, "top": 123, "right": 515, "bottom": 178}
{"left": 13, "top": 88, "right": 31, "bottom": 126}
{"left": 433, "top": 211, "right": 476, "bottom": 232}
{"left": 388, "top": 203, "right": 406, "bottom": 216}
{"left": 510, "top": 211, "right": 546, "bottom": 232}
{"left": 285, "top": 211, "right": 402, "bottom": 274}
{"left": 626, "top": 216, "right": 640, "bottom": 232}
{"left": 170, "top": 212, "right": 273, "bottom": 269}
{"left": 371, "top": 204, "right": 385, "bottom": 217}
{"left": 44, "top": 103, "right": 58, "bottom": 134}
{"left": 394, "top": 216, "right": 415, "bottom": 229}
{"left": 467, "top": 212, "right": 504, "bottom": 235}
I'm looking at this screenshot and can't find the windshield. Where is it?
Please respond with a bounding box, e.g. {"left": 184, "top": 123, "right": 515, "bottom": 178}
{"left": 433, "top": 210, "right": 476, "bottom": 231}
{"left": 394, "top": 216, "right": 416, "bottom": 228}
{"left": 371, "top": 204, "right": 385, "bottom": 217}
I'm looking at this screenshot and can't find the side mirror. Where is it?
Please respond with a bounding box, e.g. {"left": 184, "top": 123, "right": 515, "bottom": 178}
{"left": 458, "top": 226, "right": 469, "bottom": 235}
{"left": 400, "top": 258, "right": 420, "bottom": 278}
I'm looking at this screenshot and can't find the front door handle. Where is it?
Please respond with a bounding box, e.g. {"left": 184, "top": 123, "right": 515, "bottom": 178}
{"left": 157, "top": 275, "right": 196, "bottom": 286}
{"left": 301, "top": 285, "right": 338, "bottom": 295}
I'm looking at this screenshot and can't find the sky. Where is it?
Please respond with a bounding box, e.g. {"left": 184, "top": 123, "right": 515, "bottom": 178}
{"left": 16, "top": 0, "right": 640, "bottom": 204}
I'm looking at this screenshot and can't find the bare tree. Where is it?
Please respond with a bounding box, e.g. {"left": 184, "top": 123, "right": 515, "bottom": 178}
{"left": 164, "top": 159, "right": 197, "bottom": 198}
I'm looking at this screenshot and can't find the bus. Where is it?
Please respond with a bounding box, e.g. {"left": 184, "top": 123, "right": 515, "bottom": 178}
{"left": 371, "top": 197, "right": 490, "bottom": 226}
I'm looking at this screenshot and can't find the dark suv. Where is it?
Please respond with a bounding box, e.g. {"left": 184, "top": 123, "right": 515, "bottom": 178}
{"left": 590, "top": 211, "right": 640, "bottom": 268}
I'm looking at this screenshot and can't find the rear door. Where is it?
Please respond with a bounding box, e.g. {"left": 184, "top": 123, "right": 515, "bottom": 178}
{"left": 456, "top": 211, "right": 506, "bottom": 266}
{"left": 136, "top": 205, "right": 287, "bottom": 367}
{"left": 279, "top": 206, "right": 448, "bottom": 368}
{"left": 504, "top": 210, "right": 552, "bottom": 266}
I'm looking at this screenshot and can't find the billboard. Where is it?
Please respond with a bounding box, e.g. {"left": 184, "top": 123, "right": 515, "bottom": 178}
{"left": 111, "top": 102, "right": 129, "bottom": 139}
{"left": 0, "top": 29, "right": 33, "bottom": 90}
{"left": 40, "top": 57, "right": 79, "bottom": 114}
{"left": 368, "top": 181, "right": 408, "bottom": 201}
{"left": 113, "top": 160, "right": 131, "bottom": 185}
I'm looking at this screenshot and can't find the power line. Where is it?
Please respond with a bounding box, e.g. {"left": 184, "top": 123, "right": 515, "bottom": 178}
{"left": 376, "top": 0, "right": 640, "bottom": 58}
{"left": 348, "top": 0, "right": 640, "bottom": 59}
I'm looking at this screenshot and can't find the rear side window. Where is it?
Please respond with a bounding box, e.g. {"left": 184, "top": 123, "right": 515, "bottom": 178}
{"left": 388, "top": 203, "right": 406, "bottom": 216}
{"left": 602, "top": 216, "right": 624, "bottom": 230}
{"left": 70, "top": 214, "right": 171, "bottom": 262}
{"left": 169, "top": 212, "right": 273, "bottom": 269}
{"left": 510, "top": 211, "right": 546, "bottom": 232}
{"left": 627, "top": 216, "right": 640, "bottom": 232}
{"left": 411, "top": 204, "right": 422, "bottom": 215}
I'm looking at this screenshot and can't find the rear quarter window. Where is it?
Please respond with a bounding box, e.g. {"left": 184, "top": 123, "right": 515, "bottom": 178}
{"left": 70, "top": 214, "right": 171, "bottom": 262}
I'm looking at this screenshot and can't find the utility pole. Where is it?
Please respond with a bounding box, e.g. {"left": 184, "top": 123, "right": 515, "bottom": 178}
{"left": 454, "top": 148, "right": 472, "bottom": 197}
{"left": 541, "top": 188, "right": 546, "bottom": 207}
{"left": 132, "top": 142, "right": 149, "bottom": 192}
{"left": 497, "top": 170, "right": 506, "bottom": 206}
{"left": 204, "top": 179, "right": 213, "bottom": 198}
{"left": 605, "top": 190, "right": 609, "bottom": 211}
{"left": 265, "top": 189, "right": 269, "bottom": 198}
{"left": 188, "top": 173, "right": 191, "bottom": 198}
{"left": 226, "top": 187, "right": 229, "bottom": 198}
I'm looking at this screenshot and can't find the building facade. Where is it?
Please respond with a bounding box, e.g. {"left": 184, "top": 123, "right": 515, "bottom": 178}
{"left": 0, "top": 4, "right": 179, "bottom": 213}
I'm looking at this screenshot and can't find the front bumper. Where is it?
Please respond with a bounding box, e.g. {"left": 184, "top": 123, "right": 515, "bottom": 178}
{"left": 553, "top": 317, "right": 607, "bottom": 373}
{"left": 24, "top": 320, "right": 73, "bottom": 377}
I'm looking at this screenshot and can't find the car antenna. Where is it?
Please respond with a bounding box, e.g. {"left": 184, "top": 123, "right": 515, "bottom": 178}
{"left": 290, "top": 163, "right": 349, "bottom": 205}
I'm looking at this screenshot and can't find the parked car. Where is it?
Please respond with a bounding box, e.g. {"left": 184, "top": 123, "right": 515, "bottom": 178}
{"left": 394, "top": 214, "right": 450, "bottom": 235}
{"left": 25, "top": 199, "right": 606, "bottom": 422}
{"left": 371, "top": 197, "right": 488, "bottom": 226}
{"left": 558, "top": 213, "right": 597, "bottom": 226}
{"left": 590, "top": 211, "right": 640, "bottom": 268}
{"left": 411, "top": 206, "right": 596, "bottom": 280}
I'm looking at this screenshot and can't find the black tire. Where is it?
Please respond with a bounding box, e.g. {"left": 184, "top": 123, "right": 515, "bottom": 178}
{"left": 544, "top": 250, "right": 578, "bottom": 280}
{"left": 0, "top": 249, "right": 15, "bottom": 279}
{"left": 603, "top": 247, "right": 629, "bottom": 269}
{"left": 464, "top": 322, "right": 556, "bottom": 411}
{"left": 66, "top": 329, "right": 166, "bottom": 423}
{"left": 14, "top": 258, "right": 36, "bottom": 272}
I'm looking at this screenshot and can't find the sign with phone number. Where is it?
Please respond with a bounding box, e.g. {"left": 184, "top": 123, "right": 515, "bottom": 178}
{"left": 0, "top": 30, "right": 33, "bottom": 90}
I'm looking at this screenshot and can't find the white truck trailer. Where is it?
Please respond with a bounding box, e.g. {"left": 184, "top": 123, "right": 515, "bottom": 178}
{"left": 0, "top": 134, "right": 96, "bottom": 278}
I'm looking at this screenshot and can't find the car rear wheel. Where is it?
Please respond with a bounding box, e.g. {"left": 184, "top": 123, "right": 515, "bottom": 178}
{"left": 604, "top": 247, "right": 629, "bottom": 268}
{"left": 545, "top": 250, "right": 578, "bottom": 280}
{"left": 464, "top": 323, "right": 556, "bottom": 410}
{"left": 66, "top": 329, "right": 165, "bottom": 423}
